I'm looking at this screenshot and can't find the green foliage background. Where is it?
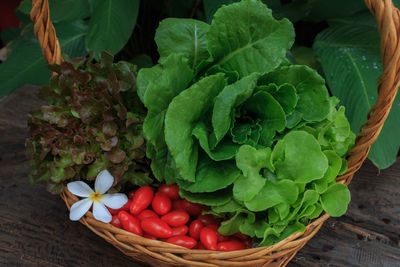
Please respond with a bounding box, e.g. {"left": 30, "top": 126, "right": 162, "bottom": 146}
{"left": 1, "top": 0, "right": 399, "bottom": 169}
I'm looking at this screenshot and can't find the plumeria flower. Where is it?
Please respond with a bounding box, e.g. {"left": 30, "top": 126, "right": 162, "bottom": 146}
{"left": 67, "top": 170, "right": 128, "bottom": 223}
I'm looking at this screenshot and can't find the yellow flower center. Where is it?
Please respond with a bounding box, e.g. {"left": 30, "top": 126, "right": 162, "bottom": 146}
{"left": 89, "top": 192, "right": 103, "bottom": 203}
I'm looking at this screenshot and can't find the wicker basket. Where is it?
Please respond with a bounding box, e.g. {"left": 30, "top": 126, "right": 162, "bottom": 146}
{"left": 29, "top": 0, "right": 400, "bottom": 266}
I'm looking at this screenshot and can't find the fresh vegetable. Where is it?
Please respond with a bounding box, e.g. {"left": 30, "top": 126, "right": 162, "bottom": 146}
{"left": 158, "top": 184, "right": 180, "bottom": 200}
{"left": 152, "top": 192, "right": 172, "bottom": 215}
{"left": 141, "top": 218, "right": 173, "bottom": 238}
{"left": 110, "top": 184, "right": 253, "bottom": 250}
{"left": 181, "top": 200, "right": 208, "bottom": 216}
{"left": 110, "top": 215, "right": 122, "bottom": 228}
{"left": 189, "top": 220, "right": 203, "bottom": 240}
{"left": 161, "top": 211, "right": 190, "bottom": 227}
{"left": 118, "top": 211, "right": 143, "bottom": 236}
{"left": 200, "top": 227, "right": 218, "bottom": 250}
{"left": 217, "top": 241, "right": 246, "bottom": 251}
{"left": 137, "top": 209, "right": 159, "bottom": 221}
{"left": 167, "top": 235, "right": 197, "bottom": 249}
{"left": 171, "top": 225, "right": 189, "bottom": 236}
{"left": 130, "top": 186, "right": 154, "bottom": 215}
{"left": 137, "top": 0, "right": 354, "bottom": 246}
{"left": 26, "top": 52, "right": 150, "bottom": 194}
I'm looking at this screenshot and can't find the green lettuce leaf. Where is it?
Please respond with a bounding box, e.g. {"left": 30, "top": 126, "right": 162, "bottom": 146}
{"left": 244, "top": 179, "right": 298, "bottom": 212}
{"left": 233, "top": 145, "right": 272, "bottom": 202}
{"left": 259, "top": 65, "right": 330, "bottom": 122}
{"left": 272, "top": 131, "right": 328, "bottom": 182}
{"left": 207, "top": 0, "right": 294, "bottom": 77}
{"left": 165, "top": 74, "right": 226, "bottom": 181}
{"left": 320, "top": 183, "right": 351, "bottom": 216}
{"left": 155, "top": 18, "right": 210, "bottom": 69}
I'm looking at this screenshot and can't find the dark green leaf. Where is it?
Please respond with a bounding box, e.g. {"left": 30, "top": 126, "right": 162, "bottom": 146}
{"left": 165, "top": 74, "right": 226, "bottom": 181}
{"left": 179, "top": 187, "right": 232, "bottom": 206}
{"left": 207, "top": 0, "right": 294, "bottom": 77}
{"left": 86, "top": 0, "right": 139, "bottom": 58}
{"left": 314, "top": 24, "right": 400, "bottom": 169}
{"left": 155, "top": 18, "right": 210, "bottom": 70}
{"left": 0, "top": 21, "right": 88, "bottom": 96}
{"left": 259, "top": 65, "right": 330, "bottom": 122}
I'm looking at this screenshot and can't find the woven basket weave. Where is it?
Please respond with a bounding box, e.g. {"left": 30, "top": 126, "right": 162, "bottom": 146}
{"left": 29, "top": 0, "right": 400, "bottom": 266}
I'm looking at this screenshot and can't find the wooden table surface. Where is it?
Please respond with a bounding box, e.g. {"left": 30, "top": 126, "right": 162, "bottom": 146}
{"left": 1, "top": 86, "right": 399, "bottom": 267}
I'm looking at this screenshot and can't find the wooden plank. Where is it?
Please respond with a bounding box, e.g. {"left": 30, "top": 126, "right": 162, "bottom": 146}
{"left": 0, "top": 85, "right": 399, "bottom": 267}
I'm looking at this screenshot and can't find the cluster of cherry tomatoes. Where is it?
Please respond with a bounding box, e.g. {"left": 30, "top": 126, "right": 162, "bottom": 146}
{"left": 107, "top": 184, "right": 252, "bottom": 251}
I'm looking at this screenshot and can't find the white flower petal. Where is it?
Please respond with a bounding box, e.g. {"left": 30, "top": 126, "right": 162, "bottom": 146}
{"left": 67, "top": 181, "right": 94, "bottom": 197}
{"left": 93, "top": 202, "right": 112, "bottom": 223}
{"left": 69, "top": 198, "right": 92, "bottom": 221}
{"left": 95, "top": 169, "right": 114, "bottom": 194}
{"left": 101, "top": 193, "right": 128, "bottom": 209}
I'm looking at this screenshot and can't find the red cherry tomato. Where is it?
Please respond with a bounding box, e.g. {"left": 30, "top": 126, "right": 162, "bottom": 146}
{"left": 217, "top": 241, "right": 246, "bottom": 251}
{"left": 181, "top": 199, "right": 209, "bottom": 216}
{"left": 161, "top": 211, "right": 189, "bottom": 227}
{"left": 205, "top": 224, "right": 229, "bottom": 242}
{"left": 197, "top": 214, "right": 221, "bottom": 226}
{"left": 172, "top": 200, "right": 185, "bottom": 211}
{"left": 158, "top": 184, "right": 180, "bottom": 200}
{"left": 110, "top": 215, "right": 122, "bottom": 228}
{"left": 189, "top": 220, "right": 203, "bottom": 240}
{"left": 128, "top": 190, "right": 136, "bottom": 199}
{"left": 200, "top": 227, "right": 217, "bottom": 250}
{"left": 166, "top": 235, "right": 197, "bottom": 249}
{"left": 118, "top": 211, "right": 142, "bottom": 236}
{"left": 141, "top": 218, "right": 173, "bottom": 239}
{"left": 107, "top": 199, "right": 131, "bottom": 215}
{"left": 137, "top": 209, "right": 159, "bottom": 221}
{"left": 130, "top": 186, "right": 154, "bottom": 215}
{"left": 171, "top": 225, "right": 189, "bottom": 236}
{"left": 152, "top": 192, "right": 172, "bottom": 215}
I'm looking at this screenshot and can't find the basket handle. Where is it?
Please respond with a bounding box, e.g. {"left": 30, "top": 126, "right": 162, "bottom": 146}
{"left": 339, "top": 0, "right": 400, "bottom": 184}
{"left": 29, "top": 0, "right": 400, "bottom": 184}
{"left": 30, "top": 0, "right": 62, "bottom": 64}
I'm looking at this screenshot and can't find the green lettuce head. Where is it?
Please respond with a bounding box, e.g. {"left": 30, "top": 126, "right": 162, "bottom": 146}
{"left": 137, "top": 0, "right": 355, "bottom": 246}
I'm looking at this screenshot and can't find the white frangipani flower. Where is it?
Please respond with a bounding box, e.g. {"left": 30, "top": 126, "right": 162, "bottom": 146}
{"left": 67, "top": 170, "right": 128, "bottom": 223}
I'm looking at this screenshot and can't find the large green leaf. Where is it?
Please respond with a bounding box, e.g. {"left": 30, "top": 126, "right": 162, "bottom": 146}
{"left": 314, "top": 24, "right": 400, "bottom": 168}
{"left": 179, "top": 187, "right": 232, "bottom": 206}
{"left": 0, "top": 21, "right": 88, "bottom": 96}
{"left": 211, "top": 74, "right": 258, "bottom": 146}
{"left": 177, "top": 155, "right": 240, "bottom": 193}
{"left": 165, "top": 74, "right": 226, "bottom": 181}
{"left": 86, "top": 0, "right": 139, "bottom": 58}
{"left": 155, "top": 18, "right": 210, "bottom": 70}
{"left": 259, "top": 65, "right": 330, "bottom": 122}
{"left": 207, "top": 0, "right": 294, "bottom": 77}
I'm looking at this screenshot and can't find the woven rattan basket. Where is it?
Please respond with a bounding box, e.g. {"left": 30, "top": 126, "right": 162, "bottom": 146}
{"left": 29, "top": 0, "right": 400, "bottom": 266}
